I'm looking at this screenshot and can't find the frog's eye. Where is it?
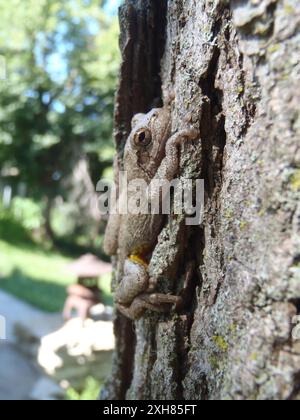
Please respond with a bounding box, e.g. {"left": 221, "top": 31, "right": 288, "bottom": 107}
{"left": 134, "top": 129, "right": 152, "bottom": 147}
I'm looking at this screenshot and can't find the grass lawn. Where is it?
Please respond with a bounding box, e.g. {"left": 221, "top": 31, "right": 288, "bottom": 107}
{"left": 0, "top": 239, "right": 112, "bottom": 312}
{"left": 0, "top": 239, "right": 73, "bottom": 312}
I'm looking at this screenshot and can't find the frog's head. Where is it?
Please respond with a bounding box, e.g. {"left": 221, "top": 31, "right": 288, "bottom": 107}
{"left": 125, "top": 107, "right": 172, "bottom": 179}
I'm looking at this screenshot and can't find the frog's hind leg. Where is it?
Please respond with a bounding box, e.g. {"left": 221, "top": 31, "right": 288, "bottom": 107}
{"left": 116, "top": 302, "right": 144, "bottom": 320}
{"left": 116, "top": 293, "right": 182, "bottom": 321}
{"left": 124, "top": 293, "right": 183, "bottom": 320}
{"left": 116, "top": 297, "right": 155, "bottom": 320}
{"left": 115, "top": 257, "right": 149, "bottom": 306}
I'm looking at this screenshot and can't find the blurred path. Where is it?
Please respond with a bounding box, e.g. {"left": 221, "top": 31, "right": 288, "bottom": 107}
{"left": 0, "top": 290, "right": 114, "bottom": 400}
{"left": 0, "top": 343, "right": 39, "bottom": 400}
{"left": 0, "top": 290, "right": 62, "bottom": 343}
{"left": 0, "top": 290, "right": 63, "bottom": 400}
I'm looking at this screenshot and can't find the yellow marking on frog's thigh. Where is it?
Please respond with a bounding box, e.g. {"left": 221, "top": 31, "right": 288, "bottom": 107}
{"left": 129, "top": 255, "right": 149, "bottom": 268}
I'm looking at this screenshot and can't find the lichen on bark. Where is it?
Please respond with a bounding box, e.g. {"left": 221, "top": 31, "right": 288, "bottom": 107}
{"left": 101, "top": 0, "right": 300, "bottom": 400}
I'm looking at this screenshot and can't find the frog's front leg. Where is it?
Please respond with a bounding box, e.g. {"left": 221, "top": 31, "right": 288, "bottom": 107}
{"left": 153, "top": 128, "right": 199, "bottom": 183}
{"left": 149, "top": 128, "right": 199, "bottom": 206}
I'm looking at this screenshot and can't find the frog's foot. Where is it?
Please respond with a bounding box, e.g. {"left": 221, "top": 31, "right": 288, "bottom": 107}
{"left": 117, "top": 293, "right": 182, "bottom": 321}
{"left": 116, "top": 300, "right": 146, "bottom": 320}
{"left": 146, "top": 293, "right": 182, "bottom": 306}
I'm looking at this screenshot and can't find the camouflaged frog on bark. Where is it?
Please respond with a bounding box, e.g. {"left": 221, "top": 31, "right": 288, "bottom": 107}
{"left": 104, "top": 99, "right": 199, "bottom": 320}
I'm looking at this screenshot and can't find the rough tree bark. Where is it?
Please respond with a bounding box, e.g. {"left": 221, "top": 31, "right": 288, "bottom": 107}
{"left": 101, "top": 0, "right": 300, "bottom": 400}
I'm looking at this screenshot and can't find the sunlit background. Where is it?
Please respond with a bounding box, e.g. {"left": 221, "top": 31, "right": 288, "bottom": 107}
{"left": 0, "top": 0, "right": 121, "bottom": 400}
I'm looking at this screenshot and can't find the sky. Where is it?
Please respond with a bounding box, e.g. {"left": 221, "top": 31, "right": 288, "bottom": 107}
{"left": 104, "top": 0, "right": 122, "bottom": 16}
{"left": 37, "top": 0, "right": 122, "bottom": 87}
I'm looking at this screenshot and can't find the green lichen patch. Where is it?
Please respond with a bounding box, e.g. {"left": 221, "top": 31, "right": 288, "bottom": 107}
{"left": 267, "top": 44, "right": 281, "bottom": 54}
{"left": 249, "top": 352, "right": 258, "bottom": 362}
{"left": 237, "top": 85, "right": 244, "bottom": 95}
{"left": 290, "top": 170, "right": 300, "bottom": 191}
{"left": 225, "top": 209, "right": 234, "bottom": 220}
{"left": 239, "top": 221, "right": 249, "bottom": 231}
{"left": 213, "top": 335, "right": 229, "bottom": 352}
{"left": 284, "top": 4, "right": 295, "bottom": 15}
{"left": 257, "top": 209, "right": 266, "bottom": 217}
{"left": 209, "top": 355, "right": 220, "bottom": 370}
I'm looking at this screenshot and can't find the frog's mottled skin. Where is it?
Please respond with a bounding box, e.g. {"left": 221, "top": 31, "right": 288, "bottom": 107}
{"left": 104, "top": 103, "right": 199, "bottom": 320}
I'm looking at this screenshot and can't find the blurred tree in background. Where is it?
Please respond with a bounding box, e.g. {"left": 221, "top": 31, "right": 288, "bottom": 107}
{"left": 0, "top": 0, "right": 120, "bottom": 247}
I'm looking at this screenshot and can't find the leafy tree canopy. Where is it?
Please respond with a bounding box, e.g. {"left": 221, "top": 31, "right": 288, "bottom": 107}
{"left": 0, "top": 0, "right": 120, "bottom": 199}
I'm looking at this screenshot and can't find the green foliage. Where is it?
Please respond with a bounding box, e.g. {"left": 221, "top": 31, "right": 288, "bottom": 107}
{"left": 0, "top": 0, "right": 118, "bottom": 311}
{"left": 100, "top": 272, "right": 113, "bottom": 307}
{"left": 0, "top": 201, "right": 36, "bottom": 244}
{"left": 0, "top": 198, "right": 44, "bottom": 244}
{"left": 0, "top": 0, "right": 119, "bottom": 207}
{"left": 11, "top": 197, "right": 44, "bottom": 230}
{"left": 66, "top": 377, "right": 102, "bottom": 401}
{"left": 51, "top": 201, "right": 78, "bottom": 237}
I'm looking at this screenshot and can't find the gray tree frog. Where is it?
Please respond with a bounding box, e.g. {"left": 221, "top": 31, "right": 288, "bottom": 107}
{"left": 104, "top": 100, "right": 199, "bottom": 320}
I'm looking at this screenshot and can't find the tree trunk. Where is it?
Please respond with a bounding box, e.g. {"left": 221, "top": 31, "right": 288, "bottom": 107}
{"left": 44, "top": 196, "right": 55, "bottom": 242}
{"left": 101, "top": 0, "right": 300, "bottom": 400}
